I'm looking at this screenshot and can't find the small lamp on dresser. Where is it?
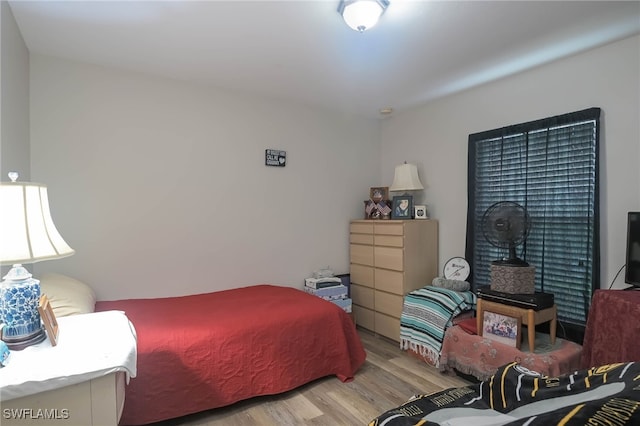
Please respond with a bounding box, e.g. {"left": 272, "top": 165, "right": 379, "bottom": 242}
{"left": 389, "top": 162, "right": 424, "bottom": 193}
{"left": 389, "top": 162, "right": 425, "bottom": 219}
{"left": 0, "top": 172, "right": 75, "bottom": 350}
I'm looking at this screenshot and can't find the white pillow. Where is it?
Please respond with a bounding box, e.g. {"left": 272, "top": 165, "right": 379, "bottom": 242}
{"left": 38, "top": 273, "right": 96, "bottom": 317}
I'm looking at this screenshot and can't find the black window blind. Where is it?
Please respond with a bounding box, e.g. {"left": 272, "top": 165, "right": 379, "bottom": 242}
{"left": 466, "top": 108, "right": 600, "bottom": 332}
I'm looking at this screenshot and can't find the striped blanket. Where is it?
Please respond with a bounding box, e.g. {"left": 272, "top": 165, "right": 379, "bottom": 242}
{"left": 400, "top": 286, "right": 476, "bottom": 367}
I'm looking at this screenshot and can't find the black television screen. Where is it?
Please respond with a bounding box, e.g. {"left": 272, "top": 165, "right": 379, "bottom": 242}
{"left": 625, "top": 212, "right": 640, "bottom": 288}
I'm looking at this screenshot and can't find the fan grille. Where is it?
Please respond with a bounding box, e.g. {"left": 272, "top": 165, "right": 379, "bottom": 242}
{"left": 481, "top": 201, "right": 531, "bottom": 264}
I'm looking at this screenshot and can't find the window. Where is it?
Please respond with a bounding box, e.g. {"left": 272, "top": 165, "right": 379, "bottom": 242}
{"left": 466, "top": 108, "right": 600, "bottom": 342}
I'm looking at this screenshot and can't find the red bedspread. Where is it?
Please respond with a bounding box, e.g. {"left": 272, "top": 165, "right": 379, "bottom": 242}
{"left": 96, "top": 284, "right": 366, "bottom": 425}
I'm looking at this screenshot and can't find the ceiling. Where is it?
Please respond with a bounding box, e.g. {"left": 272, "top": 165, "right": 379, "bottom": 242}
{"left": 8, "top": 1, "right": 640, "bottom": 119}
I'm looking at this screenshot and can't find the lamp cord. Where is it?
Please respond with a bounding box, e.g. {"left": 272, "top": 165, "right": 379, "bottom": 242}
{"left": 608, "top": 264, "right": 626, "bottom": 289}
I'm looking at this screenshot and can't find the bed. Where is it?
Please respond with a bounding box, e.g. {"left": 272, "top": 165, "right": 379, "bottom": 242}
{"left": 370, "top": 361, "right": 640, "bottom": 425}
{"left": 95, "top": 283, "right": 366, "bottom": 425}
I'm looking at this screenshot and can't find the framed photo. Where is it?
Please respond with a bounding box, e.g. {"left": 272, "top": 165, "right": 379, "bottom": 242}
{"left": 369, "top": 187, "right": 389, "bottom": 203}
{"left": 391, "top": 195, "right": 413, "bottom": 219}
{"left": 38, "top": 294, "right": 59, "bottom": 346}
{"left": 482, "top": 311, "right": 521, "bottom": 349}
{"left": 414, "top": 205, "right": 428, "bottom": 219}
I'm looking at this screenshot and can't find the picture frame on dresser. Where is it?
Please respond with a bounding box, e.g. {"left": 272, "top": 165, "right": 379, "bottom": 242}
{"left": 414, "top": 205, "right": 428, "bottom": 219}
{"left": 369, "top": 186, "right": 389, "bottom": 203}
{"left": 38, "top": 294, "right": 59, "bottom": 346}
{"left": 392, "top": 195, "right": 413, "bottom": 219}
{"left": 482, "top": 311, "right": 521, "bottom": 349}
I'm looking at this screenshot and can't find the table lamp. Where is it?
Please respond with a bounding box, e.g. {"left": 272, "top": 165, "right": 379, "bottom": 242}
{"left": 389, "top": 162, "right": 424, "bottom": 193}
{"left": 389, "top": 162, "right": 425, "bottom": 219}
{"left": 0, "top": 172, "right": 74, "bottom": 349}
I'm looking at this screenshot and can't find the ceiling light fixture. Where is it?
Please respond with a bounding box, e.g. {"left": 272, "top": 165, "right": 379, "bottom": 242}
{"left": 338, "top": 0, "right": 389, "bottom": 32}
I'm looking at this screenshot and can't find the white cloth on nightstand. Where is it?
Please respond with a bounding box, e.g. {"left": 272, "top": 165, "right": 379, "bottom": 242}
{"left": 0, "top": 310, "right": 137, "bottom": 401}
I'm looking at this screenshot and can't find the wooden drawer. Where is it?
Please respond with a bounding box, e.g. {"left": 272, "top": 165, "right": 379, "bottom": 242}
{"left": 350, "top": 222, "right": 373, "bottom": 234}
{"left": 374, "top": 269, "right": 403, "bottom": 294}
{"left": 374, "top": 246, "right": 404, "bottom": 271}
{"left": 350, "top": 264, "right": 374, "bottom": 287}
{"left": 374, "top": 235, "right": 403, "bottom": 247}
{"left": 351, "top": 284, "right": 374, "bottom": 309}
{"left": 374, "top": 222, "right": 404, "bottom": 236}
{"left": 353, "top": 305, "right": 374, "bottom": 331}
{"left": 375, "top": 312, "right": 400, "bottom": 341}
{"left": 350, "top": 244, "right": 374, "bottom": 266}
{"left": 350, "top": 233, "right": 374, "bottom": 245}
{"left": 374, "top": 290, "right": 403, "bottom": 318}
{"left": 2, "top": 372, "right": 124, "bottom": 426}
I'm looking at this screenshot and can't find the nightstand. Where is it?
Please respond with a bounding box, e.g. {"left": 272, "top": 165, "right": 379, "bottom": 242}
{"left": 476, "top": 298, "right": 557, "bottom": 352}
{"left": 0, "top": 311, "right": 137, "bottom": 426}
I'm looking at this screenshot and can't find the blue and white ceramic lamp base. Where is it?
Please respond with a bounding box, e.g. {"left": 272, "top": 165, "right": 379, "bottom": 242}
{"left": 0, "top": 274, "right": 46, "bottom": 350}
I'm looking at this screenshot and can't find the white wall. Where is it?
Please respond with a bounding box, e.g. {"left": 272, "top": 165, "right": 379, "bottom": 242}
{"left": 30, "top": 55, "right": 380, "bottom": 300}
{"left": 0, "top": 0, "right": 30, "bottom": 179}
{"left": 17, "top": 29, "right": 640, "bottom": 298}
{"left": 381, "top": 35, "right": 640, "bottom": 290}
{"left": 0, "top": 1, "right": 30, "bottom": 278}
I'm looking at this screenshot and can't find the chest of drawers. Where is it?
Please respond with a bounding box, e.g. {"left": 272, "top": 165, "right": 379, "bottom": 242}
{"left": 349, "top": 219, "right": 438, "bottom": 341}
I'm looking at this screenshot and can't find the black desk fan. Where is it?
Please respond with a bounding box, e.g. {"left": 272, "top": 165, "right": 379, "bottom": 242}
{"left": 481, "top": 201, "right": 532, "bottom": 267}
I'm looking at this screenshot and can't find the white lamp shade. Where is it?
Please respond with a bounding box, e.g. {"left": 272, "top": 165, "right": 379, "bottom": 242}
{"left": 0, "top": 182, "right": 74, "bottom": 265}
{"left": 389, "top": 163, "right": 424, "bottom": 192}
{"left": 341, "top": 0, "right": 385, "bottom": 32}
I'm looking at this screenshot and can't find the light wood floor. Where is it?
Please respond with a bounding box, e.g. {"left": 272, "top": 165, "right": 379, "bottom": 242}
{"left": 151, "top": 328, "right": 471, "bottom": 426}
